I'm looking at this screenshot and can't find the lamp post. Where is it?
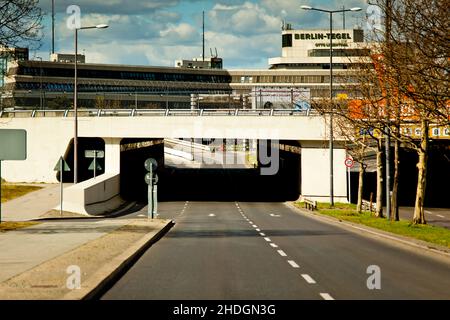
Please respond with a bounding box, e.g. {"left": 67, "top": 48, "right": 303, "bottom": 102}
{"left": 74, "top": 24, "right": 108, "bottom": 184}
{"left": 35, "top": 57, "right": 43, "bottom": 110}
{"left": 301, "top": 5, "right": 361, "bottom": 206}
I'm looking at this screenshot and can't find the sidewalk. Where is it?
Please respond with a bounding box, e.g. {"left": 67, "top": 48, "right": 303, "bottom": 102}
{"left": 2, "top": 184, "right": 66, "bottom": 221}
{"left": 0, "top": 218, "right": 173, "bottom": 299}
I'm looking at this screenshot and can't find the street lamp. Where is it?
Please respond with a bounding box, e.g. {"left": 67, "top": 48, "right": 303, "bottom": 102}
{"left": 301, "top": 5, "right": 361, "bottom": 206}
{"left": 74, "top": 24, "right": 108, "bottom": 184}
{"left": 35, "top": 57, "right": 43, "bottom": 111}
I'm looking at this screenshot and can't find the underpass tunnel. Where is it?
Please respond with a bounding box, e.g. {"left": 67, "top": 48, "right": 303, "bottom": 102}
{"left": 121, "top": 138, "right": 300, "bottom": 202}
{"left": 120, "top": 138, "right": 164, "bottom": 201}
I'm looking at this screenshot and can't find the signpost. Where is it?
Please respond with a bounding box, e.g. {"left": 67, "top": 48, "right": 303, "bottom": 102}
{"left": 345, "top": 156, "right": 354, "bottom": 204}
{"left": 144, "top": 158, "right": 158, "bottom": 219}
{"left": 85, "top": 150, "right": 104, "bottom": 178}
{"left": 0, "top": 129, "right": 27, "bottom": 223}
{"left": 54, "top": 157, "right": 71, "bottom": 216}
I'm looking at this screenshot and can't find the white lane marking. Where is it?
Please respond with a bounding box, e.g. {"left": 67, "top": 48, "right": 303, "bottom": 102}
{"left": 248, "top": 221, "right": 253, "bottom": 224}
{"left": 209, "top": 214, "right": 216, "bottom": 217}
{"left": 270, "top": 214, "right": 281, "bottom": 217}
{"left": 252, "top": 225, "right": 258, "bottom": 228}
{"left": 264, "top": 237, "right": 271, "bottom": 242}
{"left": 287, "top": 260, "right": 300, "bottom": 268}
{"left": 260, "top": 232, "right": 266, "bottom": 236}
{"left": 320, "top": 293, "right": 334, "bottom": 300}
{"left": 301, "top": 274, "right": 316, "bottom": 284}
{"left": 256, "top": 228, "right": 261, "bottom": 232}
{"left": 277, "top": 250, "right": 287, "bottom": 257}
{"left": 137, "top": 214, "right": 146, "bottom": 217}
{"left": 270, "top": 243, "right": 278, "bottom": 248}
{"left": 425, "top": 210, "right": 432, "bottom": 214}
{"left": 437, "top": 214, "right": 445, "bottom": 218}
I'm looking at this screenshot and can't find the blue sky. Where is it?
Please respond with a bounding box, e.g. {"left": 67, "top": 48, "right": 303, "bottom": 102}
{"left": 35, "top": 0, "right": 371, "bottom": 69}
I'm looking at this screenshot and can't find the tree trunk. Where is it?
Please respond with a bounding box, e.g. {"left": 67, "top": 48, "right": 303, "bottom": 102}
{"left": 376, "top": 138, "right": 384, "bottom": 218}
{"left": 357, "top": 162, "right": 365, "bottom": 213}
{"left": 391, "top": 137, "right": 400, "bottom": 221}
{"left": 413, "top": 119, "right": 429, "bottom": 224}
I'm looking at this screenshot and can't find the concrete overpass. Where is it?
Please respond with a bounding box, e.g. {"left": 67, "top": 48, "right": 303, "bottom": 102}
{"left": 0, "top": 109, "right": 349, "bottom": 214}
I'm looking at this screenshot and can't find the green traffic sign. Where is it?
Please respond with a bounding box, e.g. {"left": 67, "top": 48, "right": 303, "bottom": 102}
{"left": 85, "top": 150, "right": 105, "bottom": 158}
{"left": 145, "top": 172, "right": 158, "bottom": 185}
{"left": 88, "top": 159, "right": 103, "bottom": 171}
{"left": 0, "top": 129, "right": 27, "bottom": 160}
{"left": 145, "top": 158, "right": 158, "bottom": 172}
{"left": 54, "top": 157, "right": 71, "bottom": 172}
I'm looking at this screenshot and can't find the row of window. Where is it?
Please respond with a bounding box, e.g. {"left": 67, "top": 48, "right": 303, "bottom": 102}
{"left": 234, "top": 75, "right": 360, "bottom": 84}
{"left": 18, "top": 66, "right": 231, "bottom": 83}
{"left": 15, "top": 82, "right": 232, "bottom": 94}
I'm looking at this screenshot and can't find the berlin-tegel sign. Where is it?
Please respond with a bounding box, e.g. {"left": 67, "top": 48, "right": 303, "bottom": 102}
{"left": 0, "top": 129, "right": 27, "bottom": 223}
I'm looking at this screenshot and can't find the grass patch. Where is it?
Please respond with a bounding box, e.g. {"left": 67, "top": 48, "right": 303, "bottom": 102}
{"left": 1, "top": 184, "right": 42, "bottom": 203}
{"left": 295, "top": 202, "right": 450, "bottom": 249}
{"left": 0, "top": 221, "right": 39, "bottom": 232}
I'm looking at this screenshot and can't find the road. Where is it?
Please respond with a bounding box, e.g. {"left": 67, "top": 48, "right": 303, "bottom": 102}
{"left": 102, "top": 200, "right": 450, "bottom": 300}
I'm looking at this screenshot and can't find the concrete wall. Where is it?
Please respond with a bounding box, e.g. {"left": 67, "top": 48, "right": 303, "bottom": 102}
{"left": 59, "top": 173, "right": 124, "bottom": 216}
{"left": 301, "top": 147, "right": 348, "bottom": 202}
{"left": 0, "top": 118, "right": 73, "bottom": 182}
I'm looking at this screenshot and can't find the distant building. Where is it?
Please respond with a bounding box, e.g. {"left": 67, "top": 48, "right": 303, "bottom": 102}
{"left": 50, "top": 53, "right": 86, "bottom": 64}
{"left": 269, "top": 27, "right": 369, "bottom": 70}
{"left": 0, "top": 47, "right": 29, "bottom": 88}
{"left": 175, "top": 57, "right": 223, "bottom": 69}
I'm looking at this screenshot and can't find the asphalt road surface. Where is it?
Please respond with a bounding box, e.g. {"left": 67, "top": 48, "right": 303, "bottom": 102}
{"left": 102, "top": 200, "right": 450, "bottom": 300}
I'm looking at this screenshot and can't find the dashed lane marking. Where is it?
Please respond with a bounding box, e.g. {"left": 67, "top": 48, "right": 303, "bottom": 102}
{"left": 301, "top": 274, "right": 316, "bottom": 284}
{"left": 277, "top": 250, "right": 287, "bottom": 257}
{"left": 264, "top": 237, "right": 271, "bottom": 242}
{"left": 270, "top": 243, "right": 278, "bottom": 248}
{"left": 320, "top": 293, "right": 334, "bottom": 300}
{"left": 260, "top": 232, "right": 266, "bottom": 237}
{"left": 287, "top": 260, "right": 300, "bottom": 268}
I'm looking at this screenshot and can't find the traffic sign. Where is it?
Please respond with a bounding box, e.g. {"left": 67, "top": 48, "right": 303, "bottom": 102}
{"left": 0, "top": 129, "right": 27, "bottom": 160}
{"left": 54, "top": 157, "right": 71, "bottom": 172}
{"left": 88, "top": 159, "right": 103, "bottom": 171}
{"left": 85, "top": 150, "right": 105, "bottom": 158}
{"left": 145, "top": 158, "right": 158, "bottom": 172}
{"left": 345, "top": 157, "right": 354, "bottom": 168}
{"left": 145, "top": 173, "right": 159, "bottom": 185}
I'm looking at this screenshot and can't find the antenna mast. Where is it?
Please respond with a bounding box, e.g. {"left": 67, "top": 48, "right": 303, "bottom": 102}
{"left": 202, "top": 11, "right": 205, "bottom": 61}
{"left": 52, "top": 0, "right": 55, "bottom": 53}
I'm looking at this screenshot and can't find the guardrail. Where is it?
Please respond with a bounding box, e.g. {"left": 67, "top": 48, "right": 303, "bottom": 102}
{"left": 303, "top": 198, "right": 318, "bottom": 211}
{"left": 0, "top": 108, "right": 315, "bottom": 118}
{"left": 361, "top": 199, "right": 375, "bottom": 213}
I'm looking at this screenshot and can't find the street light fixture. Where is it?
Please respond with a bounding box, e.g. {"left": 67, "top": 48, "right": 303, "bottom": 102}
{"left": 301, "top": 5, "right": 361, "bottom": 206}
{"left": 74, "top": 24, "right": 109, "bottom": 184}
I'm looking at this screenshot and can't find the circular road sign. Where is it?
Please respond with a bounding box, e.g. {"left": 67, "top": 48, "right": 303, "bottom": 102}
{"left": 145, "top": 173, "right": 159, "bottom": 185}
{"left": 345, "top": 157, "right": 354, "bottom": 168}
{"left": 144, "top": 158, "right": 158, "bottom": 172}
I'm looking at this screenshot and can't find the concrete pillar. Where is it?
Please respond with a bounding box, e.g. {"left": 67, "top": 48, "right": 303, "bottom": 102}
{"left": 104, "top": 137, "right": 122, "bottom": 174}
{"left": 301, "top": 146, "right": 347, "bottom": 203}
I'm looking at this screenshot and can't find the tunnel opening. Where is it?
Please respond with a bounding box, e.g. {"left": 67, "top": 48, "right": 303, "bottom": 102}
{"left": 118, "top": 138, "right": 301, "bottom": 203}
{"left": 57, "top": 137, "right": 105, "bottom": 183}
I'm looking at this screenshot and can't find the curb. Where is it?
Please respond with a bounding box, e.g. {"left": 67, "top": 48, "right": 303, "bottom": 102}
{"left": 286, "top": 202, "right": 450, "bottom": 260}
{"left": 62, "top": 219, "right": 175, "bottom": 300}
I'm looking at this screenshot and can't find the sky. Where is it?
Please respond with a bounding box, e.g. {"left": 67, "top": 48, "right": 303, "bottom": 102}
{"left": 35, "top": 0, "right": 372, "bottom": 69}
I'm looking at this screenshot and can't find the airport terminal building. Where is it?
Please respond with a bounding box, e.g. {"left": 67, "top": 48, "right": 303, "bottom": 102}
{"left": 0, "top": 27, "right": 371, "bottom": 110}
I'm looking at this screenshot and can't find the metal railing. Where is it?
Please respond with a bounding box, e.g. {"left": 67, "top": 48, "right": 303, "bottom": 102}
{"left": 0, "top": 108, "right": 316, "bottom": 118}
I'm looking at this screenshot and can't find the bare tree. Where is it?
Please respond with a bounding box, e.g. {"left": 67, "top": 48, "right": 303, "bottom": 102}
{"left": 0, "top": 0, "right": 42, "bottom": 48}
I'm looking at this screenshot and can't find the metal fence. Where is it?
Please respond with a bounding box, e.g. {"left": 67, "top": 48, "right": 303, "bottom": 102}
{"left": 0, "top": 108, "right": 318, "bottom": 118}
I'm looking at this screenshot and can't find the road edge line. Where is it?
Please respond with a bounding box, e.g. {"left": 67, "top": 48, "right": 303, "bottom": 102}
{"left": 285, "top": 202, "right": 450, "bottom": 261}
{"left": 62, "top": 219, "right": 175, "bottom": 300}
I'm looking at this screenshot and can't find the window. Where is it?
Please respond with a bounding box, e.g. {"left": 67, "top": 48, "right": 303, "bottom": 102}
{"left": 282, "top": 34, "right": 292, "bottom": 48}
